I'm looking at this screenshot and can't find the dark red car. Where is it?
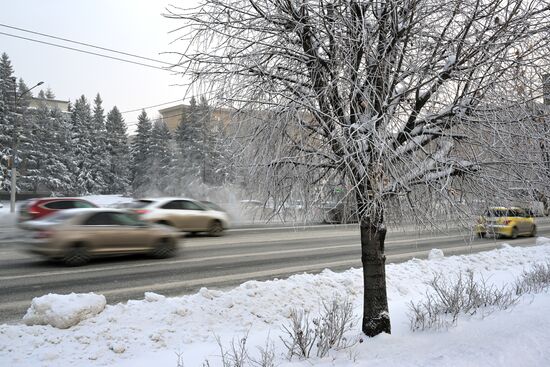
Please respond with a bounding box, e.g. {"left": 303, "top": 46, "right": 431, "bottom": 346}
{"left": 17, "top": 197, "right": 98, "bottom": 222}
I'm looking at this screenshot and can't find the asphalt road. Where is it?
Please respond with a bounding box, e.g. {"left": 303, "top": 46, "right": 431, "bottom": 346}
{"left": 0, "top": 222, "right": 548, "bottom": 324}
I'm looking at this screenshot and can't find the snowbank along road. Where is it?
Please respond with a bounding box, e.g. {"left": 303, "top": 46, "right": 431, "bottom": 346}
{"left": 1, "top": 222, "right": 549, "bottom": 323}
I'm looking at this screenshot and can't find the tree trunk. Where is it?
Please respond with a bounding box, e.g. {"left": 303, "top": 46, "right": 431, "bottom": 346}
{"left": 360, "top": 217, "right": 391, "bottom": 336}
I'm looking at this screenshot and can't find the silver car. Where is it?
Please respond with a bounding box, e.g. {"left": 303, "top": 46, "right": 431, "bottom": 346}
{"left": 20, "top": 208, "right": 181, "bottom": 266}
{"left": 128, "top": 197, "right": 230, "bottom": 236}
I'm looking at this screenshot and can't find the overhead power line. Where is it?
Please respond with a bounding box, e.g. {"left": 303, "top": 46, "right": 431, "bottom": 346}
{"left": 0, "top": 31, "right": 172, "bottom": 72}
{"left": 0, "top": 23, "right": 177, "bottom": 67}
{"left": 0, "top": 23, "right": 190, "bottom": 128}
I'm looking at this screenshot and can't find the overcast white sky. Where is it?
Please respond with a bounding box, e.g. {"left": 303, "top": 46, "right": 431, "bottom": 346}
{"left": 1, "top": 0, "right": 197, "bottom": 130}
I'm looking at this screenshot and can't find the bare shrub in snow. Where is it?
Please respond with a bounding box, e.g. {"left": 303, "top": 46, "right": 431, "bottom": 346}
{"left": 249, "top": 338, "right": 276, "bottom": 367}
{"left": 201, "top": 333, "right": 276, "bottom": 367}
{"left": 315, "top": 297, "right": 356, "bottom": 358}
{"left": 409, "top": 271, "right": 518, "bottom": 331}
{"left": 216, "top": 334, "right": 249, "bottom": 367}
{"left": 176, "top": 351, "right": 185, "bottom": 367}
{"left": 515, "top": 262, "right": 550, "bottom": 295}
{"left": 281, "top": 297, "right": 356, "bottom": 359}
{"left": 280, "top": 308, "right": 316, "bottom": 359}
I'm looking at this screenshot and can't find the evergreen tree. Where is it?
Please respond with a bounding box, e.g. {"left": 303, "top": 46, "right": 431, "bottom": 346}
{"left": 1, "top": 77, "right": 34, "bottom": 193}
{"left": 188, "top": 96, "right": 203, "bottom": 151}
{"left": 17, "top": 79, "right": 32, "bottom": 105}
{"left": 16, "top": 78, "right": 33, "bottom": 164}
{"left": 148, "top": 120, "right": 173, "bottom": 193}
{"left": 19, "top": 101, "right": 71, "bottom": 193}
{"left": 174, "top": 96, "right": 203, "bottom": 181}
{"left": 45, "top": 88, "right": 55, "bottom": 99}
{"left": 197, "top": 95, "right": 213, "bottom": 183}
{"left": 51, "top": 106, "right": 75, "bottom": 193}
{"left": 131, "top": 110, "right": 152, "bottom": 194}
{"left": 18, "top": 85, "right": 42, "bottom": 192}
{"left": 90, "top": 93, "right": 109, "bottom": 193}
{"left": 0, "top": 53, "right": 16, "bottom": 191}
{"left": 174, "top": 103, "right": 189, "bottom": 152}
{"left": 105, "top": 106, "right": 130, "bottom": 194}
{"left": 207, "top": 120, "right": 234, "bottom": 185}
{"left": 70, "top": 95, "right": 95, "bottom": 195}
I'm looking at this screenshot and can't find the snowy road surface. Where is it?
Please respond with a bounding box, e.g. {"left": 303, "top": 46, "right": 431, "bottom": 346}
{"left": 1, "top": 223, "right": 549, "bottom": 323}
{"left": 2, "top": 239, "right": 550, "bottom": 367}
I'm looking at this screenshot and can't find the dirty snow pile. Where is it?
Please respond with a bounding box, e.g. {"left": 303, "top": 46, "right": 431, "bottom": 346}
{"left": 22, "top": 293, "right": 106, "bottom": 329}
{"left": 2, "top": 242, "right": 550, "bottom": 366}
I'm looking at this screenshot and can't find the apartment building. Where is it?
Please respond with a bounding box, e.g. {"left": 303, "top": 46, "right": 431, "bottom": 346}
{"left": 158, "top": 103, "right": 235, "bottom": 132}
{"left": 29, "top": 97, "right": 70, "bottom": 113}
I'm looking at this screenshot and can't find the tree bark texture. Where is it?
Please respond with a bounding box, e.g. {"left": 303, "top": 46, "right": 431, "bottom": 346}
{"left": 360, "top": 217, "right": 391, "bottom": 336}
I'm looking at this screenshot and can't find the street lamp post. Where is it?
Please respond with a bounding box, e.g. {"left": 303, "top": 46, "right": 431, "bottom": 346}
{"left": 9, "top": 78, "right": 44, "bottom": 213}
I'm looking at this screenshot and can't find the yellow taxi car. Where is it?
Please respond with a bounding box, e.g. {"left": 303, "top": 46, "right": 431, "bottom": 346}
{"left": 475, "top": 207, "right": 536, "bottom": 239}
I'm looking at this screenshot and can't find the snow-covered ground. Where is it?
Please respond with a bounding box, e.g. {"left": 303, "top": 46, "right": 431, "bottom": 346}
{"left": 1, "top": 241, "right": 550, "bottom": 366}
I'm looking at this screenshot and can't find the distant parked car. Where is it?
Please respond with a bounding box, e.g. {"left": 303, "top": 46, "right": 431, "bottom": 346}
{"left": 19, "top": 208, "right": 180, "bottom": 265}
{"left": 320, "top": 201, "right": 359, "bottom": 224}
{"left": 239, "top": 199, "right": 270, "bottom": 220}
{"left": 127, "top": 198, "right": 230, "bottom": 236}
{"left": 474, "top": 207, "right": 536, "bottom": 239}
{"left": 17, "top": 197, "right": 98, "bottom": 223}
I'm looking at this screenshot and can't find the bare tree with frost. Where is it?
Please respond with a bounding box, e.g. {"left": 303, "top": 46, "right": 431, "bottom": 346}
{"left": 167, "top": 0, "right": 550, "bottom": 336}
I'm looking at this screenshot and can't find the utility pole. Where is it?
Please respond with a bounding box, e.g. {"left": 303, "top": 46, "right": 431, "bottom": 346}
{"left": 9, "top": 78, "right": 44, "bottom": 213}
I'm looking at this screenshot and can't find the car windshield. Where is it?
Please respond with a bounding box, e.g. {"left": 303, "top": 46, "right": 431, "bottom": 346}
{"left": 74, "top": 200, "right": 98, "bottom": 208}
{"left": 125, "top": 200, "right": 154, "bottom": 209}
{"left": 200, "top": 201, "right": 224, "bottom": 211}
{"left": 484, "top": 209, "right": 509, "bottom": 217}
{"left": 111, "top": 212, "right": 148, "bottom": 226}
{"left": 40, "top": 211, "right": 80, "bottom": 223}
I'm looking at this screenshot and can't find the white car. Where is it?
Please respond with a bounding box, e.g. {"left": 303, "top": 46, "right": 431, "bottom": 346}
{"left": 128, "top": 198, "right": 230, "bottom": 236}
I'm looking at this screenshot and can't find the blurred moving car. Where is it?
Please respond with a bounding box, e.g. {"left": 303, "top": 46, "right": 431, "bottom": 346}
{"left": 18, "top": 197, "right": 97, "bottom": 223}
{"left": 127, "top": 198, "right": 230, "bottom": 236}
{"left": 474, "top": 207, "right": 536, "bottom": 239}
{"left": 19, "top": 208, "right": 180, "bottom": 266}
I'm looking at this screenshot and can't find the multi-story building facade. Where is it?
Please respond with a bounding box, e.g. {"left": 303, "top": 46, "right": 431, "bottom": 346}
{"left": 29, "top": 97, "right": 70, "bottom": 113}
{"left": 158, "top": 103, "right": 235, "bottom": 132}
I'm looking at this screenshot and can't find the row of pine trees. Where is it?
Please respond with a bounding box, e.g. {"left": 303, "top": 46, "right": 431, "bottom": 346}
{"left": 0, "top": 52, "right": 231, "bottom": 197}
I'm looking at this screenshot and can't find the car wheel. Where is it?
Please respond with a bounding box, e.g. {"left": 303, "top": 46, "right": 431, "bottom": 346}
{"left": 511, "top": 227, "right": 519, "bottom": 239}
{"left": 530, "top": 225, "right": 537, "bottom": 237}
{"left": 62, "top": 243, "right": 90, "bottom": 266}
{"left": 207, "top": 220, "right": 224, "bottom": 237}
{"left": 151, "top": 238, "right": 176, "bottom": 259}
